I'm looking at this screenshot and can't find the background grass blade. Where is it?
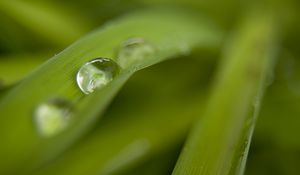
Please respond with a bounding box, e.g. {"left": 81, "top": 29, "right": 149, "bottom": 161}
{"left": 0, "top": 8, "right": 222, "bottom": 174}
{"left": 0, "top": 0, "right": 90, "bottom": 47}
{"left": 0, "top": 53, "right": 49, "bottom": 85}
{"left": 172, "top": 10, "right": 277, "bottom": 175}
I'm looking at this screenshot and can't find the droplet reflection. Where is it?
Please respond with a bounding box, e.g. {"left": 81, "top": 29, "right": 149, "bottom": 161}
{"left": 34, "top": 98, "right": 72, "bottom": 137}
{"left": 76, "top": 58, "right": 120, "bottom": 94}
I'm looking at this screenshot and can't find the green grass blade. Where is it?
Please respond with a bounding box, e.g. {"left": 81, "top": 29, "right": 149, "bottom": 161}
{"left": 0, "top": 8, "right": 221, "bottom": 174}
{"left": 172, "top": 10, "right": 277, "bottom": 175}
{"left": 0, "top": 0, "right": 90, "bottom": 47}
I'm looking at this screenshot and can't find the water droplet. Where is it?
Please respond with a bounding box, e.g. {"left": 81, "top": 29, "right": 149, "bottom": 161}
{"left": 76, "top": 58, "right": 120, "bottom": 94}
{"left": 117, "top": 37, "right": 155, "bottom": 68}
{"left": 252, "top": 95, "right": 260, "bottom": 108}
{"left": 34, "top": 98, "right": 72, "bottom": 137}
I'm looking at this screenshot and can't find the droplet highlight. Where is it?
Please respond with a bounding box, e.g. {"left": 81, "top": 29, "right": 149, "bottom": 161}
{"left": 34, "top": 98, "right": 72, "bottom": 137}
{"left": 117, "top": 37, "right": 155, "bottom": 68}
{"left": 76, "top": 58, "right": 120, "bottom": 94}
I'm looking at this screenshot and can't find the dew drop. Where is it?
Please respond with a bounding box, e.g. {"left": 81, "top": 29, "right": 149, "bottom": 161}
{"left": 34, "top": 98, "right": 72, "bottom": 137}
{"left": 76, "top": 58, "right": 120, "bottom": 94}
{"left": 117, "top": 37, "right": 155, "bottom": 68}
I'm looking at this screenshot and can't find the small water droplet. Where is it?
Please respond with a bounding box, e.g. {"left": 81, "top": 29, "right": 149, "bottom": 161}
{"left": 117, "top": 37, "right": 155, "bottom": 68}
{"left": 252, "top": 95, "right": 260, "bottom": 108}
{"left": 76, "top": 58, "right": 120, "bottom": 94}
{"left": 34, "top": 98, "right": 72, "bottom": 137}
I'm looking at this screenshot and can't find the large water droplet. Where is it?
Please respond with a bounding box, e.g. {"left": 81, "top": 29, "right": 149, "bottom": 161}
{"left": 76, "top": 58, "right": 120, "bottom": 94}
{"left": 34, "top": 98, "right": 72, "bottom": 137}
{"left": 117, "top": 37, "right": 155, "bottom": 68}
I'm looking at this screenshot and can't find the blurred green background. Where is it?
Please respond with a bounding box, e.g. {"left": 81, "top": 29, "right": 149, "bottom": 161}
{"left": 0, "top": 0, "right": 299, "bottom": 174}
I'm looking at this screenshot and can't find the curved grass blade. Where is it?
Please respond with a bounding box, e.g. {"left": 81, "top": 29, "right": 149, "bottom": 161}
{"left": 0, "top": 8, "right": 222, "bottom": 174}
{"left": 31, "top": 57, "right": 212, "bottom": 175}
{"left": 172, "top": 10, "right": 277, "bottom": 175}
